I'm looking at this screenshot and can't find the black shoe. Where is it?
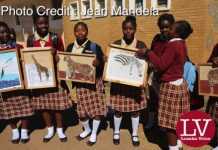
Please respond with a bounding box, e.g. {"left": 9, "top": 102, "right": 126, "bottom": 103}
{"left": 59, "top": 137, "right": 67, "bottom": 143}
{"left": 132, "top": 136, "right": 140, "bottom": 147}
{"left": 76, "top": 133, "right": 91, "bottom": 141}
{"left": 43, "top": 136, "right": 54, "bottom": 143}
{"left": 87, "top": 140, "right": 96, "bottom": 146}
{"left": 20, "top": 138, "right": 30, "bottom": 144}
{"left": 113, "top": 133, "right": 120, "bottom": 145}
{"left": 11, "top": 139, "right": 20, "bottom": 144}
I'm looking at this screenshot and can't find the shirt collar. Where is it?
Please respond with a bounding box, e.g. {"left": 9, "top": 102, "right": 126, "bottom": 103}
{"left": 121, "top": 38, "right": 137, "bottom": 48}
{"left": 34, "top": 32, "right": 50, "bottom": 42}
{"left": 73, "top": 39, "right": 89, "bottom": 49}
{"left": 169, "top": 38, "right": 183, "bottom": 42}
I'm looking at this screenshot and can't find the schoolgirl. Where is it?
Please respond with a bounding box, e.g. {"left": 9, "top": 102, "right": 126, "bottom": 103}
{"left": 110, "top": 16, "right": 147, "bottom": 146}
{"left": 27, "top": 13, "right": 71, "bottom": 142}
{"left": 66, "top": 22, "right": 106, "bottom": 146}
{"left": 0, "top": 21, "right": 33, "bottom": 143}
{"left": 145, "top": 20, "right": 193, "bottom": 150}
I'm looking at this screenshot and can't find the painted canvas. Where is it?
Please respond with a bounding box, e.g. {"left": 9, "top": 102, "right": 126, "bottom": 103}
{"left": 104, "top": 45, "right": 148, "bottom": 87}
{"left": 21, "top": 47, "right": 56, "bottom": 89}
{"left": 0, "top": 49, "right": 23, "bottom": 92}
{"left": 58, "top": 52, "right": 96, "bottom": 84}
{"left": 199, "top": 64, "right": 218, "bottom": 96}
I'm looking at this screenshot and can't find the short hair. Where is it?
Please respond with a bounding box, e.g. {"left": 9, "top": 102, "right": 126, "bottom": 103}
{"left": 175, "top": 20, "right": 193, "bottom": 39}
{"left": 158, "top": 13, "right": 175, "bottom": 28}
{"left": 74, "top": 22, "right": 88, "bottom": 32}
{"left": 0, "top": 21, "right": 10, "bottom": 33}
{"left": 33, "top": 9, "right": 49, "bottom": 24}
{"left": 122, "top": 15, "right": 137, "bottom": 30}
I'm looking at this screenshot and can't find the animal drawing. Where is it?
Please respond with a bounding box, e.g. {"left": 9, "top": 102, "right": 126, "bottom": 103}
{"left": 63, "top": 56, "right": 94, "bottom": 80}
{"left": 113, "top": 54, "right": 143, "bottom": 77}
{"left": 31, "top": 55, "right": 49, "bottom": 81}
{"left": 208, "top": 68, "right": 218, "bottom": 94}
{"left": 0, "top": 57, "right": 14, "bottom": 79}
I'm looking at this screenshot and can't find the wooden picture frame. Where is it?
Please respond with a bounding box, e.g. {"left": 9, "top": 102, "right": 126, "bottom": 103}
{"left": 21, "top": 47, "right": 56, "bottom": 89}
{"left": 0, "top": 49, "right": 24, "bottom": 92}
{"left": 103, "top": 44, "right": 148, "bottom": 87}
{"left": 57, "top": 52, "right": 96, "bottom": 84}
{"left": 198, "top": 63, "right": 218, "bottom": 97}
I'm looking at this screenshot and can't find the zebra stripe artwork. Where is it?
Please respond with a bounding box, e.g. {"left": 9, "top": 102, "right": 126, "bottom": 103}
{"left": 113, "top": 54, "right": 143, "bottom": 77}
{"left": 104, "top": 46, "right": 148, "bottom": 87}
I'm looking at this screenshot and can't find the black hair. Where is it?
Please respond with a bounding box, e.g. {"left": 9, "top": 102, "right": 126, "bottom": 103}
{"left": 0, "top": 21, "right": 10, "bottom": 33}
{"left": 174, "top": 20, "right": 193, "bottom": 39}
{"left": 122, "top": 15, "right": 137, "bottom": 30}
{"left": 33, "top": 10, "right": 49, "bottom": 24}
{"left": 74, "top": 22, "right": 88, "bottom": 32}
{"left": 158, "top": 13, "right": 175, "bottom": 28}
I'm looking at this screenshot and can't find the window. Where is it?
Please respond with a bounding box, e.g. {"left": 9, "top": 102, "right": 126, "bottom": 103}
{"left": 129, "top": 0, "right": 146, "bottom": 11}
{"left": 151, "top": 0, "right": 171, "bottom": 11}
{"left": 111, "top": 0, "right": 125, "bottom": 16}
{"left": 81, "top": 0, "right": 92, "bottom": 19}
{"left": 69, "top": 1, "right": 80, "bottom": 21}
{"left": 95, "top": 0, "right": 107, "bottom": 17}
{"left": 51, "top": 0, "right": 63, "bottom": 20}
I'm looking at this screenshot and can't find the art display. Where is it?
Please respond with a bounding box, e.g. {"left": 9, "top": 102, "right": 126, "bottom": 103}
{"left": 21, "top": 47, "right": 56, "bottom": 89}
{"left": 104, "top": 45, "right": 148, "bottom": 87}
{"left": 199, "top": 63, "right": 218, "bottom": 96}
{"left": 0, "top": 49, "right": 23, "bottom": 92}
{"left": 58, "top": 52, "right": 96, "bottom": 84}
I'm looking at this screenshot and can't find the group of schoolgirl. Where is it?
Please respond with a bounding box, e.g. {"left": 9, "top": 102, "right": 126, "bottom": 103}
{"left": 3, "top": 10, "right": 216, "bottom": 150}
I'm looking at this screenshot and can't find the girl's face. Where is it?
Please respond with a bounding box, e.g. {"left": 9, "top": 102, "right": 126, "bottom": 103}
{"left": 35, "top": 17, "right": 49, "bottom": 37}
{"left": 74, "top": 25, "right": 88, "bottom": 42}
{"left": 169, "top": 23, "right": 179, "bottom": 38}
{"left": 159, "top": 20, "right": 171, "bottom": 36}
{"left": 0, "top": 26, "right": 9, "bottom": 43}
{"left": 123, "top": 22, "right": 136, "bottom": 41}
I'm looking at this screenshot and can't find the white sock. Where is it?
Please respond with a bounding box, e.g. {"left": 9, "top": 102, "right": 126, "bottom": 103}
{"left": 80, "top": 120, "right": 91, "bottom": 138}
{"left": 114, "top": 116, "right": 122, "bottom": 140}
{"left": 213, "top": 146, "right": 218, "bottom": 150}
{"left": 131, "top": 116, "right": 139, "bottom": 141}
{"left": 12, "top": 128, "right": 19, "bottom": 140}
{"left": 21, "top": 129, "right": 29, "bottom": 140}
{"left": 177, "top": 139, "right": 182, "bottom": 148}
{"left": 169, "top": 145, "right": 179, "bottom": 150}
{"left": 57, "top": 128, "right": 66, "bottom": 139}
{"left": 89, "top": 120, "right": 100, "bottom": 143}
{"left": 44, "top": 126, "right": 54, "bottom": 139}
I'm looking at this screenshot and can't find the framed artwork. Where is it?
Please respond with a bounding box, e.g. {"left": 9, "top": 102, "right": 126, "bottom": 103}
{"left": 0, "top": 49, "right": 24, "bottom": 92}
{"left": 57, "top": 52, "right": 96, "bottom": 84}
{"left": 198, "top": 63, "right": 218, "bottom": 96}
{"left": 21, "top": 47, "right": 56, "bottom": 89}
{"left": 104, "top": 45, "right": 148, "bottom": 87}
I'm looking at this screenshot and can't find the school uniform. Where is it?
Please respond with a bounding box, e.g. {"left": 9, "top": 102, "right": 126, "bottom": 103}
{"left": 207, "top": 44, "right": 218, "bottom": 124}
{"left": 147, "top": 38, "right": 190, "bottom": 130}
{"left": 148, "top": 34, "right": 170, "bottom": 113}
{"left": 0, "top": 42, "right": 33, "bottom": 120}
{"left": 110, "top": 38, "right": 147, "bottom": 112}
{"left": 27, "top": 32, "right": 71, "bottom": 111}
{"left": 66, "top": 40, "right": 106, "bottom": 118}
